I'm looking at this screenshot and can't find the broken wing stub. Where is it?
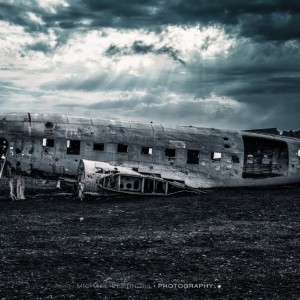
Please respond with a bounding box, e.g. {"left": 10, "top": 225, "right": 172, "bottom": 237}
{"left": 77, "top": 159, "right": 206, "bottom": 198}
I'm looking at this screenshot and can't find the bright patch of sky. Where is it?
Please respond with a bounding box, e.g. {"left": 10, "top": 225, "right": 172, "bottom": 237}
{"left": 0, "top": 21, "right": 239, "bottom": 126}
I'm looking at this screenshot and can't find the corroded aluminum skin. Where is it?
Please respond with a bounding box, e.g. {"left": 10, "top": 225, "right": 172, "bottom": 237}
{"left": 0, "top": 112, "right": 300, "bottom": 189}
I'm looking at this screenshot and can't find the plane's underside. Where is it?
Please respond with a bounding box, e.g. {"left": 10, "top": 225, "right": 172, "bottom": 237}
{"left": 0, "top": 113, "right": 300, "bottom": 199}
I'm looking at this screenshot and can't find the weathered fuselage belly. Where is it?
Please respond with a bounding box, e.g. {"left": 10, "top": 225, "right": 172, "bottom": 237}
{"left": 77, "top": 160, "right": 300, "bottom": 197}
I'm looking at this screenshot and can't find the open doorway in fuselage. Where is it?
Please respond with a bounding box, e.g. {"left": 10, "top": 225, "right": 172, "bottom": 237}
{"left": 242, "top": 136, "right": 289, "bottom": 178}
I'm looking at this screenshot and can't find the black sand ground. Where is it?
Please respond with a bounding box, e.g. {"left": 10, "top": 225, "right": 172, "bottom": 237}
{"left": 0, "top": 179, "right": 300, "bottom": 299}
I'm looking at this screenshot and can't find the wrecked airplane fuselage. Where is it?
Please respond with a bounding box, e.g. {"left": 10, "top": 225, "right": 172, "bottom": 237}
{"left": 1, "top": 113, "right": 300, "bottom": 198}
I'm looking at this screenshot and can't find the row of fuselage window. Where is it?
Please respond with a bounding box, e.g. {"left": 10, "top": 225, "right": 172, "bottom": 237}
{"left": 43, "top": 138, "right": 239, "bottom": 164}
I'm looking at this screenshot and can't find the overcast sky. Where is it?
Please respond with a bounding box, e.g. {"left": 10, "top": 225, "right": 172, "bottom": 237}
{"left": 0, "top": 0, "right": 299, "bottom": 130}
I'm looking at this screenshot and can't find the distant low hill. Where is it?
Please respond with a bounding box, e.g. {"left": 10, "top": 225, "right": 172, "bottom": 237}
{"left": 282, "top": 130, "right": 300, "bottom": 139}
{"left": 243, "top": 128, "right": 300, "bottom": 139}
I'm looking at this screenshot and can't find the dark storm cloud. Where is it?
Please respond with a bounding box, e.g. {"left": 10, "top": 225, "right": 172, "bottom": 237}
{"left": 220, "top": 41, "right": 300, "bottom": 95}
{"left": 26, "top": 41, "right": 54, "bottom": 53}
{"left": 221, "top": 77, "right": 300, "bottom": 97}
{"left": 63, "top": 0, "right": 300, "bottom": 42}
{"left": 132, "top": 41, "right": 154, "bottom": 54}
{"left": 54, "top": 0, "right": 295, "bottom": 41}
{"left": 155, "top": 46, "right": 185, "bottom": 65}
{"left": 0, "top": 2, "right": 45, "bottom": 32}
{"left": 61, "top": 0, "right": 300, "bottom": 41}
{"left": 1, "top": 0, "right": 300, "bottom": 42}
{"left": 105, "top": 41, "right": 185, "bottom": 64}
{"left": 105, "top": 45, "right": 123, "bottom": 56}
{"left": 171, "top": 0, "right": 300, "bottom": 40}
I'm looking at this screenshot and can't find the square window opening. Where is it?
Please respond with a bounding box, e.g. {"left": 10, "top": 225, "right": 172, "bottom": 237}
{"left": 232, "top": 155, "right": 240, "bottom": 163}
{"left": 67, "top": 140, "right": 81, "bottom": 155}
{"left": 118, "top": 144, "right": 128, "bottom": 153}
{"left": 165, "top": 148, "right": 176, "bottom": 158}
{"left": 298, "top": 150, "right": 300, "bottom": 157}
{"left": 211, "top": 152, "right": 222, "bottom": 160}
{"left": 142, "top": 147, "right": 152, "bottom": 155}
{"left": 43, "top": 138, "right": 54, "bottom": 147}
{"left": 93, "top": 143, "right": 104, "bottom": 151}
{"left": 187, "top": 149, "right": 199, "bottom": 164}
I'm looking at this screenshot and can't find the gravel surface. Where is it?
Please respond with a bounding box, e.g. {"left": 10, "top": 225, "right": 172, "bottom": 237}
{"left": 0, "top": 179, "right": 300, "bottom": 299}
